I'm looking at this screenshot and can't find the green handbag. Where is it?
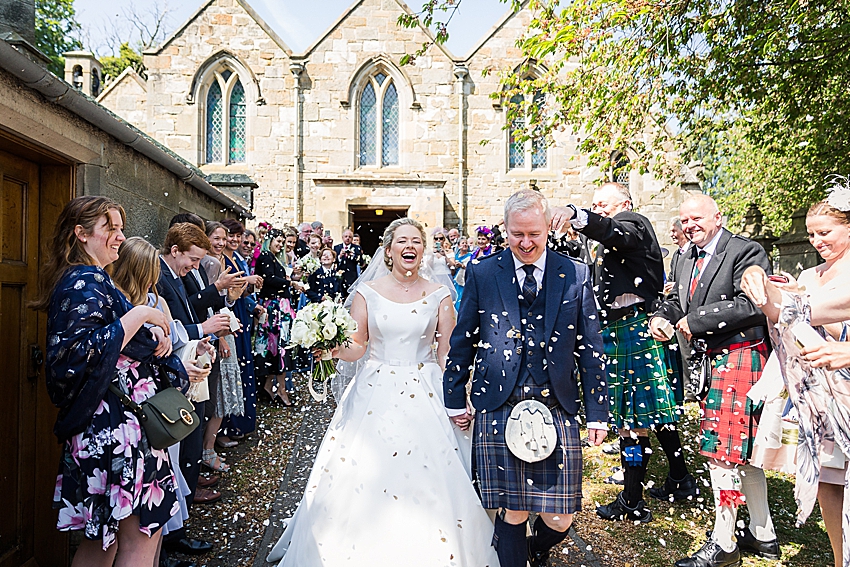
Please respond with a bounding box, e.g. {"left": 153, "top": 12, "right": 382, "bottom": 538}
{"left": 109, "top": 383, "right": 199, "bottom": 450}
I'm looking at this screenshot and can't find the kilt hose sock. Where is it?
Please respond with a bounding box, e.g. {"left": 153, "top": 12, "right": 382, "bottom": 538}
{"left": 739, "top": 465, "right": 776, "bottom": 542}
{"left": 654, "top": 424, "right": 689, "bottom": 481}
{"left": 708, "top": 460, "right": 774, "bottom": 552}
{"left": 621, "top": 436, "right": 652, "bottom": 506}
{"left": 528, "top": 515, "right": 569, "bottom": 556}
{"left": 709, "top": 462, "right": 739, "bottom": 552}
{"left": 493, "top": 513, "right": 528, "bottom": 567}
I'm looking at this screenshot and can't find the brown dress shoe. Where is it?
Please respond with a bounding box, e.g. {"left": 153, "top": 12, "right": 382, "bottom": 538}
{"left": 193, "top": 487, "right": 221, "bottom": 505}
{"left": 197, "top": 475, "right": 220, "bottom": 488}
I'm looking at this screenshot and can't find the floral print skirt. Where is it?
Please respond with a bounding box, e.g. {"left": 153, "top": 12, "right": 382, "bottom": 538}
{"left": 53, "top": 355, "right": 178, "bottom": 549}
{"left": 254, "top": 297, "right": 295, "bottom": 377}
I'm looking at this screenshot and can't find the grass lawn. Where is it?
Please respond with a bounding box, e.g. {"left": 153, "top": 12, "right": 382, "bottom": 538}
{"left": 572, "top": 403, "right": 834, "bottom": 566}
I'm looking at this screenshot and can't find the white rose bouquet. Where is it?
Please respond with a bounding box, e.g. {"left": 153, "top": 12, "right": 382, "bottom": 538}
{"left": 295, "top": 255, "right": 321, "bottom": 278}
{"left": 289, "top": 299, "right": 357, "bottom": 401}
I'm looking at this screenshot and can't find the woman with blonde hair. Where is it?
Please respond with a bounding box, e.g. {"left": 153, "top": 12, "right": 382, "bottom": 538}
{"left": 743, "top": 182, "right": 850, "bottom": 567}
{"left": 111, "top": 237, "right": 216, "bottom": 561}
{"left": 37, "top": 196, "right": 184, "bottom": 567}
{"left": 200, "top": 221, "right": 246, "bottom": 471}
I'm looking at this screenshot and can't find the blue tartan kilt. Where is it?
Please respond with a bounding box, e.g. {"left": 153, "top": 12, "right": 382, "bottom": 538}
{"left": 473, "top": 383, "right": 583, "bottom": 514}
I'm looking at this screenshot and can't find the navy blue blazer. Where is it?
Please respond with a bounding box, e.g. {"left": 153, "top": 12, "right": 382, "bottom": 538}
{"left": 182, "top": 264, "right": 225, "bottom": 322}
{"left": 306, "top": 268, "right": 341, "bottom": 303}
{"left": 156, "top": 257, "right": 203, "bottom": 340}
{"left": 443, "top": 248, "right": 608, "bottom": 423}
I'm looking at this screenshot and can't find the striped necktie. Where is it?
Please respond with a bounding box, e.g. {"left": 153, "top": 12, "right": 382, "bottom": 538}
{"left": 688, "top": 250, "right": 707, "bottom": 300}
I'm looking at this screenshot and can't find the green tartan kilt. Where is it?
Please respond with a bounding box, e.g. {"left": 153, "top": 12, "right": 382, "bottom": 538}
{"left": 603, "top": 311, "right": 680, "bottom": 430}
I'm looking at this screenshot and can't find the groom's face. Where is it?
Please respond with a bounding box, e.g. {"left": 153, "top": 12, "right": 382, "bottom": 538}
{"left": 505, "top": 207, "right": 548, "bottom": 265}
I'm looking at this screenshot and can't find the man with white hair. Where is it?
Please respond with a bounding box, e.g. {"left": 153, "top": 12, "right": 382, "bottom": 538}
{"left": 333, "top": 228, "right": 361, "bottom": 298}
{"left": 651, "top": 194, "right": 778, "bottom": 567}
{"left": 445, "top": 189, "right": 607, "bottom": 567}
{"left": 295, "top": 222, "right": 312, "bottom": 258}
{"left": 552, "top": 182, "right": 694, "bottom": 525}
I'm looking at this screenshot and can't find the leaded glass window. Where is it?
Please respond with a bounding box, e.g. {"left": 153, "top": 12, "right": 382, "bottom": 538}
{"left": 206, "top": 80, "right": 223, "bottom": 163}
{"left": 358, "top": 69, "right": 400, "bottom": 167}
{"left": 382, "top": 83, "right": 399, "bottom": 166}
{"left": 508, "top": 88, "right": 548, "bottom": 171}
{"left": 204, "top": 66, "right": 249, "bottom": 165}
{"left": 229, "top": 80, "right": 246, "bottom": 163}
{"left": 359, "top": 82, "right": 377, "bottom": 166}
{"left": 509, "top": 94, "right": 525, "bottom": 169}
{"left": 611, "top": 153, "right": 631, "bottom": 188}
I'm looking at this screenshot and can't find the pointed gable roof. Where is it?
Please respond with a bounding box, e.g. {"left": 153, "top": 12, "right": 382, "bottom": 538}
{"left": 292, "top": 0, "right": 455, "bottom": 61}
{"left": 146, "top": 0, "right": 292, "bottom": 56}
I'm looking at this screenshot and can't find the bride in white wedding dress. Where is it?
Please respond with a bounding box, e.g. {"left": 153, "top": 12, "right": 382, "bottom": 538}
{"left": 267, "top": 218, "right": 499, "bottom": 567}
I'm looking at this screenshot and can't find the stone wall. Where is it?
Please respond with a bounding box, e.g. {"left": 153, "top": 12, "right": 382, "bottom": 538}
{"left": 97, "top": 68, "right": 148, "bottom": 130}
{"left": 129, "top": 0, "right": 691, "bottom": 251}
{"left": 143, "top": 0, "right": 296, "bottom": 225}
{"left": 0, "top": 67, "right": 229, "bottom": 246}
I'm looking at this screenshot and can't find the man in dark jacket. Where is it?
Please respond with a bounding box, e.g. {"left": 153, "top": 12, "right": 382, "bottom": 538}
{"left": 651, "top": 194, "right": 778, "bottom": 567}
{"left": 333, "top": 229, "right": 362, "bottom": 297}
{"left": 552, "top": 182, "right": 694, "bottom": 525}
{"left": 156, "top": 222, "right": 231, "bottom": 562}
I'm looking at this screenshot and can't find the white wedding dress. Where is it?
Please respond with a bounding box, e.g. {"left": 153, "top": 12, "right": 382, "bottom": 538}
{"left": 267, "top": 284, "right": 499, "bottom": 567}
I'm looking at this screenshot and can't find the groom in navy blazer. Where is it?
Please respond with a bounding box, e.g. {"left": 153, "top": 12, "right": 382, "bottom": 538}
{"left": 444, "top": 190, "right": 607, "bottom": 567}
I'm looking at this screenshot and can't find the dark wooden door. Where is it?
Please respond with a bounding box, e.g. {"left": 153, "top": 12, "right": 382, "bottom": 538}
{"left": 0, "top": 149, "right": 65, "bottom": 567}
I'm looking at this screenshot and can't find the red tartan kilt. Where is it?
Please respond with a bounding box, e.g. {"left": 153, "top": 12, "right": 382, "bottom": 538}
{"left": 699, "top": 340, "right": 769, "bottom": 465}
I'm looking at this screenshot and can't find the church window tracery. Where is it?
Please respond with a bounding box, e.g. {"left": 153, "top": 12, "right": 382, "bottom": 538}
{"left": 204, "top": 65, "right": 247, "bottom": 164}
{"left": 508, "top": 88, "right": 548, "bottom": 171}
{"left": 358, "top": 70, "right": 399, "bottom": 167}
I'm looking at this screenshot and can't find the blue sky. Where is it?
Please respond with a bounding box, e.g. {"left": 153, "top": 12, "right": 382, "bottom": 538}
{"left": 74, "top": 0, "right": 510, "bottom": 58}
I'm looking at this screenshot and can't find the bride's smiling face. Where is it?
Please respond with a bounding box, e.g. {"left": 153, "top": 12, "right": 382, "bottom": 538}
{"left": 387, "top": 225, "right": 424, "bottom": 273}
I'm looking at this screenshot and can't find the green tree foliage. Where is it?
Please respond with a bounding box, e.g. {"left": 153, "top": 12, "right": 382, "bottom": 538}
{"left": 402, "top": 0, "right": 850, "bottom": 231}
{"left": 35, "top": 0, "right": 83, "bottom": 76}
{"left": 100, "top": 42, "right": 145, "bottom": 81}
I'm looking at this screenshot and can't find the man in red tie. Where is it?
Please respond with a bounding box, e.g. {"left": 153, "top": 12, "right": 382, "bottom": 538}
{"left": 651, "top": 194, "right": 779, "bottom": 567}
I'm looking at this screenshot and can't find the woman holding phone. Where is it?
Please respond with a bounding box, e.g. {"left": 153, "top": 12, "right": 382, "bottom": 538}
{"left": 743, "top": 189, "right": 850, "bottom": 567}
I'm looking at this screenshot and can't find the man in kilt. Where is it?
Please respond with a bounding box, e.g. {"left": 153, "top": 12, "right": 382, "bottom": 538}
{"left": 651, "top": 194, "right": 779, "bottom": 567}
{"left": 551, "top": 182, "right": 695, "bottom": 525}
{"left": 444, "top": 190, "right": 608, "bottom": 567}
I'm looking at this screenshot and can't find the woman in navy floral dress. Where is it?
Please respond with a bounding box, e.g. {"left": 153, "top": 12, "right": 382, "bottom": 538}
{"left": 34, "top": 196, "right": 187, "bottom": 566}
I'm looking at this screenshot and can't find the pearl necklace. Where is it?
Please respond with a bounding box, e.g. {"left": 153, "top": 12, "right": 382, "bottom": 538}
{"left": 391, "top": 272, "right": 420, "bottom": 292}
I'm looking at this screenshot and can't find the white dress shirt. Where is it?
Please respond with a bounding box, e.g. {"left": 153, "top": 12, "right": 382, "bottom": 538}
{"left": 162, "top": 259, "right": 205, "bottom": 338}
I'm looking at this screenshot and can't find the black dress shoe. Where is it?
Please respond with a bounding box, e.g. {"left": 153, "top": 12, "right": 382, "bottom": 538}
{"left": 596, "top": 491, "right": 653, "bottom": 523}
{"left": 736, "top": 526, "right": 780, "bottom": 559}
{"left": 527, "top": 538, "right": 550, "bottom": 567}
{"left": 648, "top": 473, "right": 698, "bottom": 502}
{"left": 675, "top": 540, "right": 741, "bottom": 567}
{"left": 163, "top": 537, "right": 214, "bottom": 555}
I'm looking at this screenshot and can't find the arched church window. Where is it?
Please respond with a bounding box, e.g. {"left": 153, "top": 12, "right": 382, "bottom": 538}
{"left": 91, "top": 68, "right": 101, "bottom": 97}
{"left": 72, "top": 65, "right": 83, "bottom": 90}
{"left": 229, "top": 80, "right": 246, "bottom": 163}
{"left": 204, "top": 66, "right": 247, "bottom": 164}
{"left": 610, "top": 151, "right": 631, "bottom": 189}
{"left": 508, "top": 88, "right": 548, "bottom": 171}
{"left": 358, "top": 71, "right": 399, "bottom": 167}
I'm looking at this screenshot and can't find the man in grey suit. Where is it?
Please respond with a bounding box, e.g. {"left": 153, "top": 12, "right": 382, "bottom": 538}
{"left": 444, "top": 189, "right": 607, "bottom": 567}
{"left": 650, "top": 194, "right": 779, "bottom": 567}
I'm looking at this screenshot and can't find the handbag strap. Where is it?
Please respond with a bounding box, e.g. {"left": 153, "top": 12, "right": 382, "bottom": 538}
{"left": 108, "top": 383, "right": 144, "bottom": 417}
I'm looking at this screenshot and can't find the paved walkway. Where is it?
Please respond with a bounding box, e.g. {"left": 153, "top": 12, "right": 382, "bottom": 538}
{"left": 254, "top": 399, "right": 603, "bottom": 567}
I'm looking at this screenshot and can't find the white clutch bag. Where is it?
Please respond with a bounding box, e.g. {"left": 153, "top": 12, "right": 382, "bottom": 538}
{"left": 177, "top": 340, "right": 210, "bottom": 403}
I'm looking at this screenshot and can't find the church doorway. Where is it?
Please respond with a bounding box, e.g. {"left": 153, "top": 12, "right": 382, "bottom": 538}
{"left": 349, "top": 206, "right": 409, "bottom": 256}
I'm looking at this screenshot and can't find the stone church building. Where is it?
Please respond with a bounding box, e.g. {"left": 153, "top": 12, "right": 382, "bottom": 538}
{"left": 93, "top": 0, "right": 691, "bottom": 252}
